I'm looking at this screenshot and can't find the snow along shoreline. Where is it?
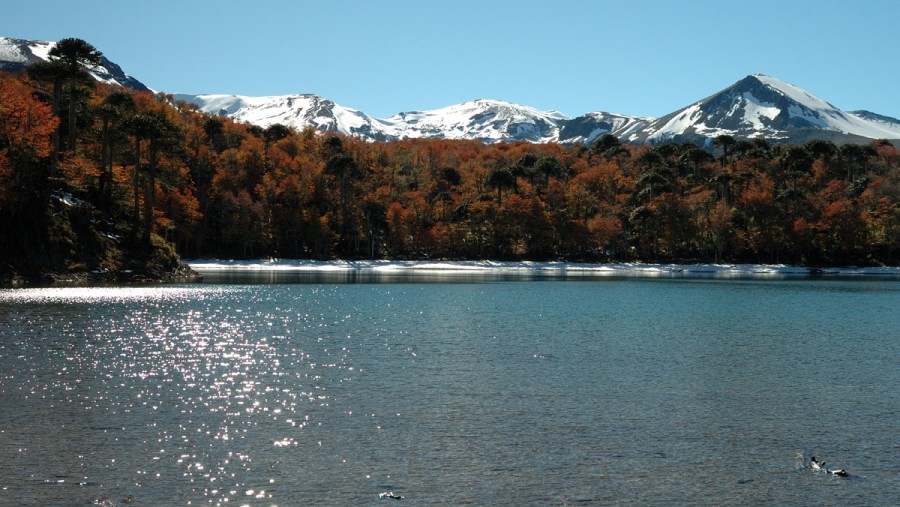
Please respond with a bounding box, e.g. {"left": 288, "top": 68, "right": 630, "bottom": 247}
{"left": 185, "top": 259, "right": 900, "bottom": 279}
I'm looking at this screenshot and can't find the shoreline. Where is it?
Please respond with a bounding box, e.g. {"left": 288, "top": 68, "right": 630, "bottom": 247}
{"left": 185, "top": 259, "right": 900, "bottom": 279}
{"left": 4, "top": 259, "right": 898, "bottom": 287}
{"left": 0, "top": 261, "right": 201, "bottom": 288}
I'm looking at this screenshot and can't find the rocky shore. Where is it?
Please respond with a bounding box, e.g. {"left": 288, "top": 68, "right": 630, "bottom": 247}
{"left": 0, "top": 261, "right": 202, "bottom": 288}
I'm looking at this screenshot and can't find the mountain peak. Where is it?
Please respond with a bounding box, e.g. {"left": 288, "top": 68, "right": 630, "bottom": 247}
{"left": 627, "top": 73, "right": 900, "bottom": 144}
{"left": 749, "top": 73, "right": 840, "bottom": 111}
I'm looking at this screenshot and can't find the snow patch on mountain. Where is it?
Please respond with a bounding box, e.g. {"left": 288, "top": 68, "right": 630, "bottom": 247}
{"left": 649, "top": 103, "right": 702, "bottom": 140}
{"left": 738, "top": 92, "right": 780, "bottom": 130}
{"left": 0, "top": 37, "right": 51, "bottom": 67}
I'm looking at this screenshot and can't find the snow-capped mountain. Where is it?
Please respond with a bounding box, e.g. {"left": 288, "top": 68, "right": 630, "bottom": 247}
{"left": 174, "top": 92, "right": 661, "bottom": 145}
{"left": 174, "top": 93, "right": 657, "bottom": 145}
{"left": 0, "top": 36, "right": 149, "bottom": 91}
{"left": 173, "top": 93, "right": 396, "bottom": 141}
{"left": 3, "top": 37, "right": 899, "bottom": 145}
{"left": 629, "top": 73, "right": 900, "bottom": 144}
{"left": 180, "top": 74, "right": 900, "bottom": 145}
{"left": 175, "top": 95, "right": 576, "bottom": 143}
{"left": 383, "top": 99, "right": 569, "bottom": 143}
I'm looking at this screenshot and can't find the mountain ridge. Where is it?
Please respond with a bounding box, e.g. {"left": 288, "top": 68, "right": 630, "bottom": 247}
{"left": 3, "top": 37, "right": 898, "bottom": 145}
{"left": 176, "top": 73, "right": 900, "bottom": 145}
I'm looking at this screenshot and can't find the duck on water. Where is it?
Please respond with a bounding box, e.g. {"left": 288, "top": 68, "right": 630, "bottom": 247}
{"left": 810, "top": 456, "right": 849, "bottom": 477}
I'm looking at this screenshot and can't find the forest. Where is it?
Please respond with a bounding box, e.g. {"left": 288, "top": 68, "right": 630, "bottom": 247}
{"left": 1, "top": 39, "right": 899, "bottom": 282}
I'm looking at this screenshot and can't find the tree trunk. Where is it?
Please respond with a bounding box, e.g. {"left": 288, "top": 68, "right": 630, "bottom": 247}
{"left": 133, "top": 136, "right": 142, "bottom": 231}
{"left": 143, "top": 141, "right": 157, "bottom": 245}
{"left": 67, "top": 82, "right": 77, "bottom": 153}
{"left": 50, "top": 79, "right": 62, "bottom": 176}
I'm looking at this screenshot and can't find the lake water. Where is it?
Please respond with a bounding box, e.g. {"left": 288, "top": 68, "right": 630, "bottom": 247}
{"left": 0, "top": 274, "right": 898, "bottom": 506}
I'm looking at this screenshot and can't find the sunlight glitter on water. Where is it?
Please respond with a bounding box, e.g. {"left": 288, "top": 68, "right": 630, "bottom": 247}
{"left": 0, "top": 286, "right": 234, "bottom": 305}
{"left": 0, "top": 285, "right": 354, "bottom": 505}
{"left": 3, "top": 281, "right": 897, "bottom": 505}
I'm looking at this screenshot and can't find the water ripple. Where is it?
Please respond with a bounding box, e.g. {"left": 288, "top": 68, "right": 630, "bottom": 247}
{"left": 1, "top": 281, "right": 898, "bottom": 505}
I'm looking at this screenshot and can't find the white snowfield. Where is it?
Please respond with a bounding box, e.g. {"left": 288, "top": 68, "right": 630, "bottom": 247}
{"left": 186, "top": 259, "right": 900, "bottom": 279}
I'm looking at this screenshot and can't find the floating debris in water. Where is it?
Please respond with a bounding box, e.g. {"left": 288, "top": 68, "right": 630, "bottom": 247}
{"left": 379, "top": 491, "right": 403, "bottom": 499}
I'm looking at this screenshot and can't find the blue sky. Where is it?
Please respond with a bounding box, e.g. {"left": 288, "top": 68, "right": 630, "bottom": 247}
{"left": 4, "top": 0, "right": 899, "bottom": 120}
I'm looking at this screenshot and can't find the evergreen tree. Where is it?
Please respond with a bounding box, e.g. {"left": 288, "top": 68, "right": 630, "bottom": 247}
{"left": 48, "top": 38, "right": 103, "bottom": 154}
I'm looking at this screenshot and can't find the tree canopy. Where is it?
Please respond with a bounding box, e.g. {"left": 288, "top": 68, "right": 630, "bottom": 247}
{"left": 1, "top": 43, "right": 899, "bottom": 278}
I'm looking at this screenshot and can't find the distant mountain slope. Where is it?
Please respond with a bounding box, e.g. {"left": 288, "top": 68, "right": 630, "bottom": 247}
{"left": 557, "top": 112, "right": 652, "bottom": 145}
{"left": 0, "top": 36, "right": 149, "bottom": 91}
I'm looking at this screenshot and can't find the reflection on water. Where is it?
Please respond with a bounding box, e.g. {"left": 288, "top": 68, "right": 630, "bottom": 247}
{"left": 187, "top": 260, "right": 900, "bottom": 285}
{"left": 192, "top": 264, "right": 900, "bottom": 285}
{"left": 0, "top": 280, "right": 898, "bottom": 506}
{"left": 197, "top": 268, "right": 582, "bottom": 284}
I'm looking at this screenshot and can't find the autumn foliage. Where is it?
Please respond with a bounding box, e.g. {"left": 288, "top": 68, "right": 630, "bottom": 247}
{"left": 1, "top": 65, "right": 899, "bottom": 274}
